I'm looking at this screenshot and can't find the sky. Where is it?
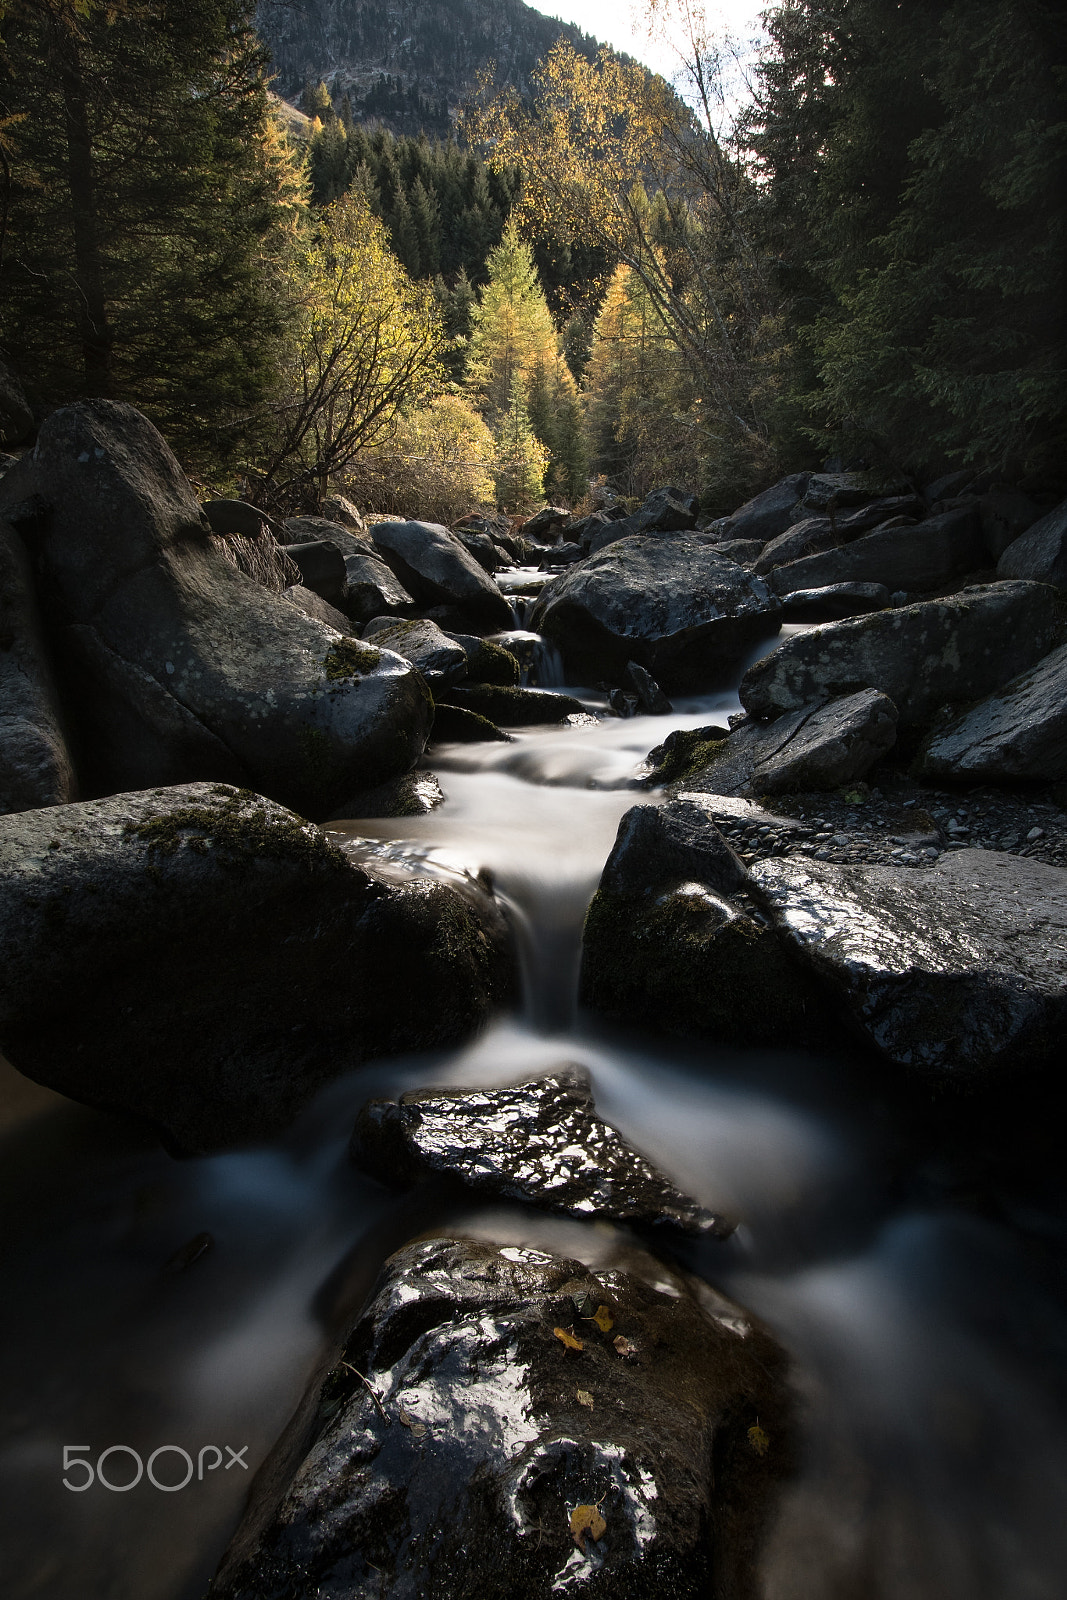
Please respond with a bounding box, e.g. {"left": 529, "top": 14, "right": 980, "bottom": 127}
{"left": 541, "top": 0, "right": 768, "bottom": 82}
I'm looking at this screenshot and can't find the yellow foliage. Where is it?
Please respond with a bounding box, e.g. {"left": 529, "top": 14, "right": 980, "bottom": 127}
{"left": 345, "top": 393, "right": 497, "bottom": 523}
{"left": 553, "top": 1326, "right": 584, "bottom": 1352}
{"left": 570, "top": 1502, "right": 607, "bottom": 1552}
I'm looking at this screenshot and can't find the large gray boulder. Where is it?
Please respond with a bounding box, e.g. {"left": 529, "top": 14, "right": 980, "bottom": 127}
{"left": 531, "top": 536, "right": 782, "bottom": 690}
{"left": 754, "top": 497, "right": 921, "bottom": 574}
{"left": 768, "top": 506, "right": 986, "bottom": 596}
{"left": 207, "top": 1236, "right": 790, "bottom": 1600}
{"left": 371, "top": 518, "right": 513, "bottom": 628}
{"left": 740, "top": 582, "right": 1064, "bottom": 729}
{"left": 362, "top": 616, "right": 468, "bottom": 685}
{"left": 341, "top": 548, "right": 414, "bottom": 626}
{"left": 279, "top": 538, "right": 348, "bottom": 609}
{"left": 581, "top": 802, "right": 832, "bottom": 1045}
{"left": 681, "top": 690, "right": 898, "bottom": 796}
{"left": 588, "top": 486, "right": 699, "bottom": 553}
{"left": 917, "top": 641, "right": 1067, "bottom": 783}
{"left": 1, "top": 401, "right": 432, "bottom": 817}
{"left": 781, "top": 582, "right": 891, "bottom": 622}
{"left": 751, "top": 849, "right": 1067, "bottom": 1083}
{"left": 997, "top": 496, "right": 1067, "bottom": 588}
{"left": 352, "top": 1068, "right": 731, "bottom": 1236}
{"left": 0, "top": 519, "right": 78, "bottom": 813}
{"left": 721, "top": 473, "right": 809, "bottom": 543}
{"left": 0, "top": 784, "right": 516, "bottom": 1153}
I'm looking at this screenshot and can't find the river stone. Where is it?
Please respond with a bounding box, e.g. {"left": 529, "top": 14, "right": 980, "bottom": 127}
{"left": 722, "top": 473, "right": 809, "bottom": 543}
{"left": 207, "top": 1236, "right": 790, "bottom": 1600}
{"left": 1, "top": 401, "right": 432, "bottom": 817}
{"left": 320, "top": 495, "right": 366, "bottom": 533}
{"left": 430, "top": 703, "right": 510, "bottom": 743}
{"left": 279, "top": 538, "right": 348, "bottom": 608}
{"left": 282, "top": 583, "right": 350, "bottom": 633}
{"left": 0, "top": 519, "right": 78, "bottom": 813}
{"left": 201, "top": 497, "right": 287, "bottom": 541}
{"left": 997, "top": 495, "right": 1067, "bottom": 588}
{"left": 531, "top": 536, "right": 782, "bottom": 691}
{"left": 520, "top": 505, "right": 571, "bottom": 542}
{"left": 740, "top": 581, "right": 1065, "bottom": 729}
{"left": 326, "top": 770, "right": 445, "bottom": 820}
{"left": 352, "top": 1068, "right": 730, "bottom": 1237}
{"left": 755, "top": 498, "right": 922, "bottom": 576}
{"left": 371, "top": 519, "right": 513, "bottom": 629}
{"left": 750, "top": 849, "right": 1067, "bottom": 1082}
{"left": 588, "top": 487, "right": 700, "bottom": 553}
{"left": 0, "top": 784, "right": 516, "bottom": 1153}
{"left": 439, "top": 683, "right": 586, "bottom": 725}
{"left": 362, "top": 616, "right": 468, "bottom": 685}
{"left": 916, "top": 641, "right": 1067, "bottom": 782}
{"left": 342, "top": 548, "right": 414, "bottom": 625}
{"left": 768, "top": 506, "right": 986, "bottom": 596}
{"left": 442, "top": 632, "right": 520, "bottom": 686}
{"left": 781, "top": 583, "right": 891, "bottom": 622}
{"left": 581, "top": 802, "right": 832, "bottom": 1046}
{"left": 285, "top": 515, "right": 370, "bottom": 555}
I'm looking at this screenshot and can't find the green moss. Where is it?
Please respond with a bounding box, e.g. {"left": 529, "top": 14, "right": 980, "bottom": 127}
{"left": 465, "top": 639, "right": 520, "bottom": 687}
{"left": 323, "top": 637, "right": 383, "bottom": 684}
{"left": 645, "top": 725, "right": 731, "bottom": 786}
{"left": 125, "top": 787, "right": 348, "bottom": 873}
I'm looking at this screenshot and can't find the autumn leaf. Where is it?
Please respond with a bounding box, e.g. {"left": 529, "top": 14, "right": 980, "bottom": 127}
{"left": 748, "top": 1422, "right": 770, "bottom": 1456}
{"left": 554, "top": 1326, "right": 584, "bottom": 1352}
{"left": 397, "top": 1407, "right": 427, "bottom": 1440}
{"left": 570, "top": 1502, "right": 607, "bottom": 1553}
{"left": 613, "top": 1335, "right": 635, "bottom": 1358}
{"left": 576, "top": 1388, "right": 594, "bottom": 1409}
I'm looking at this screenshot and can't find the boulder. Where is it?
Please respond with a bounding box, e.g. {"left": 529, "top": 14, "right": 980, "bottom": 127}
{"left": 326, "top": 770, "right": 444, "bottom": 819}
{"left": 320, "top": 494, "right": 366, "bottom": 533}
{"left": 587, "top": 487, "right": 700, "bottom": 555}
{"left": 681, "top": 691, "right": 898, "bottom": 796}
{"left": 284, "top": 515, "right": 370, "bottom": 556}
{"left": 713, "top": 537, "right": 764, "bottom": 564}
{"left": 279, "top": 538, "right": 348, "bottom": 609}
{"left": 781, "top": 583, "right": 891, "bottom": 623}
{"left": 430, "top": 703, "right": 510, "bottom": 743}
{"left": 371, "top": 519, "right": 513, "bottom": 629}
{"left": 796, "top": 471, "right": 905, "bottom": 515}
{"left": 625, "top": 660, "right": 671, "bottom": 714}
{"left": 341, "top": 548, "right": 414, "bottom": 626}
{"left": 581, "top": 802, "right": 831, "bottom": 1045}
{"left": 2, "top": 401, "right": 432, "bottom": 817}
{"left": 0, "top": 354, "right": 33, "bottom": 446}
{"left": 352, "top": 1068, "right": 731, "bottom": 1236}
{"left": 0, "top": 519, "right": 78, "bottom": 812}
{"left": 439, "top": 684, "right": 586, "bottom": 725}
{"left": 362, "top": 616, "right": 468, "bottom": 685}
{"left": 740, "top": 581, "right": 1064, "bottom": 730}
{"left": 281, "top": 583, "right": 350, "bottom": 633}
{"left": 519, "top": 505, "right": 570, "bottom": 542}
{"left": 443, "top": 632, "right": 520, "bottom": 686}
{"left": 997, "top": 495, "right": 1067, "bottom": 588}
{"left": 722, "top": 473, "right": 809, "bottom": 544}
{"left": 0, "top": 784, "right": 516, "bottom": 1152}
{"left": 207, "top": 1236, "right": 790, "bottom": 1600}
{"left": 768, "top": 506, "right": 986, "bottom": 596}
{"left": 201, "top": 497, "right": 286, "bottom": 541}
{"left": 531, "top": 537, "right": 782, "bottom": 691}
{"left": 751, "top": 849, "right": 1067, "bottom": 1083}
{"left": 455, "top": 527, "right": 507, "bottom": 571}
{"left": 755, "top": 498, "right": 921, "bottom": 575}
{"left": 917, "top": 641, "right": 1067, "bottom": 783}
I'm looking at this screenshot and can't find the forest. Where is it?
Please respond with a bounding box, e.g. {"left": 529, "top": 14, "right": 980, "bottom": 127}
{"left": 1, "top": 0, "right": 1064, "bottom": 517}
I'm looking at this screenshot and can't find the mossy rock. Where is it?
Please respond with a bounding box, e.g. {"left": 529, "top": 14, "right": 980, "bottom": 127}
{"left": 440, "top": 683, "right": 586, "bottom": 725}
{"left": 644, "top": 724, "right": 731, "bottom": 787}
{"left": 430, "top": 703, "right": 510, "bottom": 744}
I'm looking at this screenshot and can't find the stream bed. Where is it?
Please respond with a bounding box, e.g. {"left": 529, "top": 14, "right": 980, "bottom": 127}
{"left": 2, "top": 683, "right": 1067, "bottom": 1599}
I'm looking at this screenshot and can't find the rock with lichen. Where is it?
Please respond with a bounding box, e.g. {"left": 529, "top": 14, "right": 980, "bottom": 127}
{"left": 0, "top": 783, "right": 516, "bottom": 1152}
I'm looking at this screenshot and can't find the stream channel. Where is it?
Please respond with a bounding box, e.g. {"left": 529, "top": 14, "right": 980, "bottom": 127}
{"left": 2, "top": 637, "right": 1067, "bottom": 1600}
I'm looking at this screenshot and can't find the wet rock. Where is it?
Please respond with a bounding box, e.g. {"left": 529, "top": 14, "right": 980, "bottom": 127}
{"left": 279, "top": 538, "right": 348, "bottom": 609}
{"left": 442, "top": 632, "right": 520, "bottom": 686}
{"left": 997, "top": 495, "right": 1067, "bottom": 588}
{"left": 455, "top": 527, "right": 507, "bottom": 571}
{"left": 430, "top": 703, "right": 510, "bottom": 743}
{"left": 917, "top": 641, "right": 1067, "bottom": 783}
{"left": 327, "top": 770, "right": 445, "bottom": 820}
{"left": 750, "top": 848, "right": 1067, "bottom": 1082}
{"left": 352, "top": 1069, "right": 730, "bottom": 1236}
{"left": 282, "top": 584, "right": 350, "bottom": 633}
{"left": 781, "top": 583, "right": 891, "bottom": 622}
{"left": 531, "top": 537, "right": 782, "bottom": 691}
{"left": 0, "top": 354, "right": 33, "bottom": 446}
{"left": 208, "top": 1236, "right": 790, "bottom": 1600}
{"left": 643, "top": 724, "right": 733, "bottom": 787}
{"left": 722, "top": 473, "right": 809, "bottom": 544}
{"left": 768, "top": 506, "right": 986, "bottom": 596}
{"left": 371, "top": 518, "right": 513, "bottom": 629}
{"left": 341, "top": 548, "right": 415, "bottom": 626}
{"left": 0, "top": 784, "right": 516, "bottom": 1153}
{"left": 362, "top": 617, "right": 468, "bottom": 685}
{"left": 740, "top": 581, "right": 1064, "bottom": 730}
{"left": 2, "top": 401, "right": 432, "bottom": 817}
{"left": 0, "top": 519, "right": 78, "bottom": 812}
{"left": 439, "top": 684, "right": 587, "bottom": 726}
{"left": 625, "top": 660, "right": 672, "bottom": 714}
{"left": 581, "top": 802, "right": 832, "bottom": 1046}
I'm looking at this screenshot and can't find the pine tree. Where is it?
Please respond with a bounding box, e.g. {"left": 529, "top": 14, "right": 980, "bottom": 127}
{"left": 493, "top": 372, "right": 548, "bottom": 511}
{"left": 465, "top": 221, "right": 559, "bottom": 421}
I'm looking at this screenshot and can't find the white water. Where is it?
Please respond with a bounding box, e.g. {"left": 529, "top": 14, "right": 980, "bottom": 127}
{"left": 2, "top": 678, "right": 1066, "bottom": 1599}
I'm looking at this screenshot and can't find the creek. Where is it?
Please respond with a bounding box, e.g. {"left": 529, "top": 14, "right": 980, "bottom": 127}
{"left": 1, "top": 659, "right": 1066, "bottom": 1600}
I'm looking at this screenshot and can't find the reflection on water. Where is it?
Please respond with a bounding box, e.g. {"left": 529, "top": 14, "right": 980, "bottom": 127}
{"left": 1, "top": 675, "right": 1066, "bottom": 1599}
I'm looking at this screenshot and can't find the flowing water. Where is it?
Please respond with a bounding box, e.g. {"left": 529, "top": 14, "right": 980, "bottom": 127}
{"left": 2, "top": 662, "right": 1067, "bottom": 1600}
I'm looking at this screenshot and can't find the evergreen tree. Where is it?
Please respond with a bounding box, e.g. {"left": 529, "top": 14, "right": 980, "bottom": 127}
{"left": 493, "top": 372, "right": 548, "bottom": 511}
{"left": 465, "top": 221, "right": 559, "bottom": 422}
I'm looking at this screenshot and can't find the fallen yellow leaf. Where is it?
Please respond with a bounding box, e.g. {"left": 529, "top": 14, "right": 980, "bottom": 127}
{"left": 748, "top": 1422, "right": 770, "bottom": 1456}
{"left": 554, "top": 1325, "right": 584, "bottom": 1351}
{"left": 591, "top": 1304, "right": 614, "bottom": 1333}
{"left": 570, "top": 1502, "right": 607, "bottom": 1552}
{"left": 576, "top": 1388, "right": 594, "bottom": 1409}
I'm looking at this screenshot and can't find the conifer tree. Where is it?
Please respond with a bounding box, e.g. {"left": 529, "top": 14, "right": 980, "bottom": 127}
{"left": 493, "top": 372, "right": 548, "bottom": 511}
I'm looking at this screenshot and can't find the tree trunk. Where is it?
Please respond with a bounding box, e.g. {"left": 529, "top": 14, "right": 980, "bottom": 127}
{"left": 56, "top": 29, "right": 114, "bottom": 396}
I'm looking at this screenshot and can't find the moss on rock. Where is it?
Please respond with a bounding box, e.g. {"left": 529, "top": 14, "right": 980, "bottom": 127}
{"left": 323, "top": 637, "right": 383, "bottom": 683}
{"left": 125, "top": 785, "right": 347, "bottom": 873}
{"left": 645, "top": 725, "right": 731, "bottom": 787}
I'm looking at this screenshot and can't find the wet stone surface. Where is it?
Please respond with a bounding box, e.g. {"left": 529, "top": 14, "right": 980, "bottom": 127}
{"left": 208, "top": 1237, "right": 791, "bottom": 1600}
{"left": 351, "top": 1069, "right": 733, "bottom": 1238}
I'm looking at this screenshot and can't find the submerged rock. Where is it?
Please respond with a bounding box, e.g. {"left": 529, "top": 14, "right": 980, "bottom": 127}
{"left": 0, "top": 519, "right": 77, "bottom": 812}
{"left": 351, "top": 1068, "right": 731, "bottom": 1237}
{"left": 0, "top": 783, "right": 516, "bottom": 1153}
{"left": 750, "top": 848, "right": 1067, "bottom": 1083}
{"left": 740, "top": 582, "right": 1064, "bottom": 729}
{"left": 207, "top": 1237, "right": 790, "bottom": 1600}
{"left": 531, "top": 537, "right": 782, "bottom": 691}
{"left": 916, "top": 641, "right": 1067, "bottom": 783}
